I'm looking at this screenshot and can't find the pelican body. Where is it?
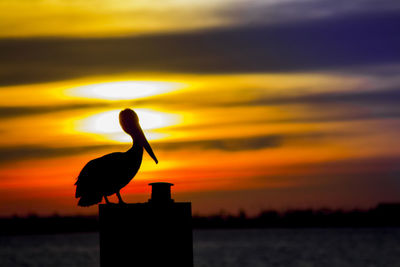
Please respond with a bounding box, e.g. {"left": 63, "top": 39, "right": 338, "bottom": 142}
{"left": 75, "top": 108, "right": 158, "bottom": 207}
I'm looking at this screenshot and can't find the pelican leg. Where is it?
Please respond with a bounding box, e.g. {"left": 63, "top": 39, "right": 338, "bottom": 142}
{"left": 116, "top": 191, "right": 126, "bottom": 205}
{"left": 104, "top": 195, "right": 111, "bottom": 204}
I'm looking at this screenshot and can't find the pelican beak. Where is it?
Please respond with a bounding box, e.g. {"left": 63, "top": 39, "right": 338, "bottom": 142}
{"left": 139, "top": 128, "right": 158, "bottom": 164}
{"left": 119, "top": 108, "right": 158, "bottom": 164}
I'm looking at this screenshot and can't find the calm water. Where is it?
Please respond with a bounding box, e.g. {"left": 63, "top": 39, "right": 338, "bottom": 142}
{"left": 1, "top": 228, "right": 399, "bottom": 267}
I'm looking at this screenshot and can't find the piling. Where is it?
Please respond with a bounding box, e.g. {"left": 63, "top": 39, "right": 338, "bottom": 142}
{"left": 99, "top": 182, "right": 193, "bottom": 267}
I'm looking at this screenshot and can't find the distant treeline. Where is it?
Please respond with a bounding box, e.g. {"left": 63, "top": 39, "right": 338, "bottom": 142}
{"left": 194, "top": 203, "right": 400, "bottom": 229}
{"left": 0, "top": 203, "right": 399, "bottom": 235}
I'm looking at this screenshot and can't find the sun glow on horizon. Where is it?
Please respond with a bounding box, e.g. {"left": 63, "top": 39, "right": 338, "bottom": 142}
{"left": 68, "top": 81, "right": 183, "bottom": 100}
{"left": 76, "top": 109, "right": 181, "bottom": 142}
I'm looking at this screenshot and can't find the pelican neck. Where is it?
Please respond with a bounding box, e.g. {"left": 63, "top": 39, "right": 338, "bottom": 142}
{"left": 129, "top": 136, "right": 142, "bottom": 149}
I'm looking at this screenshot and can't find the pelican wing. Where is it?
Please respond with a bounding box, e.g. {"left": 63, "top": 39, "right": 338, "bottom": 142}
{"left": 75, "top": 152, "right": 126, "bottom": 197}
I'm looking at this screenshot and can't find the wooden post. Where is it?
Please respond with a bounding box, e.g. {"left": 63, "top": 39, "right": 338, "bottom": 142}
{"left": 99, "top": 183, "right": 193, "bottom": 267}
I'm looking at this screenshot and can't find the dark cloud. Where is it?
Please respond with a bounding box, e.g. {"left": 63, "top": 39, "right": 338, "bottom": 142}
{"left": 140, "top": 86, "right": 400, "bottom": 107}
{"left": 0, "top": 103, "right": 109, "bottom": 118}
{"left": 0, "top": 135, "right": 280, "bottom": 164}
{"left": 0, "top": 133, "right": 332, "bottom": 164}
{"left": 154, "top": 135, "right": 282, "bottom": 152}
{"left": 166, "top": 107, "right": 400, "bottom": 133}
{"left": 249, "top": 87, "right": 400, "bottom": 106}
{"left": 220, "top": 0, "right": 400, "bottom": 26}
{"left": 0, "top": 144, "right": 122, "bottom": 164}
{"left": 0, "top": 10, "right": 399, "bottom": 86}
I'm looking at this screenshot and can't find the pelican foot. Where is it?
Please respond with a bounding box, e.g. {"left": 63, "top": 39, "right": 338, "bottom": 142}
{"left": 116, "top": 191, "right": 127, "bottom": 205}
{"left": 104, "top": 196, "right": 113, "bottom": 205}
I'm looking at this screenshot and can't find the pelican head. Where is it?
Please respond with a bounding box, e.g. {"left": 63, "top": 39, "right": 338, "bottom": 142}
{"left": 119, "top": 108, "right": 158, "bottom": 164}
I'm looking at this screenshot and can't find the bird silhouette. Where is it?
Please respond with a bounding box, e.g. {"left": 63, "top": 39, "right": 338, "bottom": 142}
{"left": 75, "top": 108, "right": 158, "bottom": 206}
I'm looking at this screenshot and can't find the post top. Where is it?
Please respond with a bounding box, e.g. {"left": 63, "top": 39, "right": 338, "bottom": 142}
{"left": 148, "top": 182, "right": 174, "bottom": 204}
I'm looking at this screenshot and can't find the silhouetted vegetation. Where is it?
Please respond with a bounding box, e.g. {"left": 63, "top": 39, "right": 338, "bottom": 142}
{"left": 1, "top": 203, "right": 399, "bottom": 235}
{"left": 194, "top": 203, "right": 400, "bottom": 229}
{"left": 0, "top": 214, "right": 99, "bottom": 235}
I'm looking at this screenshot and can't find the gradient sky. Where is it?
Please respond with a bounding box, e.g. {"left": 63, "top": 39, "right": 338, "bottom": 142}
{"left": 0, "top": 0, "right": 400, "bottom": 216}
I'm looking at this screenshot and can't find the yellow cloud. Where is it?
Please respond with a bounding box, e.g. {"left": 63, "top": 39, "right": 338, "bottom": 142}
{"left": 0, "top": 0, "right": 231, "bottom": 37}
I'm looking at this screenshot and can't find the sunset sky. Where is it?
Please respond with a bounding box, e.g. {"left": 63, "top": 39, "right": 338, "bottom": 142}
{"left": 0, "top": 0, "right": 400, "bottom": 216}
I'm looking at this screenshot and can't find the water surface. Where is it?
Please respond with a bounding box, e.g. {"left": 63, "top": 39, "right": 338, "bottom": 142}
{"left": 1, "top": 228, "right": 399, "bottom": 267}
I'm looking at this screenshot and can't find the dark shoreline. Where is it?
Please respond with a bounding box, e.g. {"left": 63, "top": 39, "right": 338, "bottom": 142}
{"left": 1, "top": 203, "right": 399, "bottom": 235}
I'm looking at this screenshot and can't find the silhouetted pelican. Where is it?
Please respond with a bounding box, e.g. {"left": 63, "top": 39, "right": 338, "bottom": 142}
{"left": 75, "top": 108, "right": 158, "bottom": 206}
